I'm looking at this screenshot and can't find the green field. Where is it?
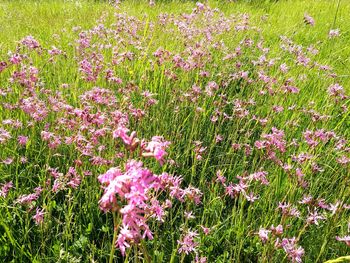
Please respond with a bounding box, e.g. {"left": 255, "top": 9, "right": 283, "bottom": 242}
{"left": 0, "top": 0, "right": 349, "bottom": 262}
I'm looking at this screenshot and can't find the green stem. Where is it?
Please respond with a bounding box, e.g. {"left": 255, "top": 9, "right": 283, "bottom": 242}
{"left": 109, "top": 212, "right": 119, "bottom": 263}
{"left": 140, "top": 241, "right": 151, "bottom": 263}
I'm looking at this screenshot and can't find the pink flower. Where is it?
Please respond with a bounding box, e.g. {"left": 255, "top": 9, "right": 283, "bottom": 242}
{"left": 184, "top": 211, "right": 195, "bottom": 220}
{"left": 20, "top": 35, "right": 40, "bottom": 49}
{"left": 279, "top": 63, "right": 289, "bottom": 73}
{"left": 18, "top": 135, "right": 29, "bottom": 146}
{"left": 16, "top": 191, "right": 41, "bottom": 205}
{"left": 196, "top": 2, "right": 205, "bottom": 11}
{"left": 0, "top": 181, "right": 13, "bottom": 197}
{"left": 98, "top": 160, "right": 159, "bottom": 254}
{"left": 0, "top": 128, "right": 11, "bottom": 144}
{"left": 244, "top": 192, "right": 259, "bottom": 202}
{"left": 9, "top": 53, "right": 22, "bottom": 64}
{"left": 270, "top": 224, "right": 283, "bottom": 236}
{"left": 304, "top": 13, "right": 315, "bottom": 26}
{"left": 116, "top": 226, "right": 133, "bottom": 255}
{"left": 258, "top": 228, "right": 270, "bottom": 243}
{"left": 336, "top": 155, "right": 350, "bottom": 165}
{"left": 216, "top": 170, "right": 226, "bottom": 184}
{"left": 329, "top": 29, "right": 340, "bottom": 38}
{"left": 195, "top": 256, "right": 207, "bottom": 263}
{"left": 306, "top": 210, "right": 325, "bottom": 225}
{"left": 98, "top": 167, "right": 122, "bottom": 185}
{"left": 143, "top": 136, "right": 170, "bottom": 165}
{"left": 113, "top": 126, "right": 138, "bottom": 148}
{"left": 183, "top": 186, "right": 202, "bottom": 205}
{"left": 278, "top": 202, "right": 301, "bottom": 218}
{"left": 299, "top": 195, "right": 313, "bottom": 205}
{"left": 200, "top": 225, "right": 211, "bottom": 235}
{"left": 215, "top": 134, "right": 223, "bottom": 143}
{"left": 249, "top": 171, "right": 269, "bottom": 185}
{"left": 280, "top": 238, "right": 304, "bottom": 262}
{"left": 328, "top": 83, "right": 345, "bottom": 98}
{"left": 149, "top": 199, "right": 165, "bottom": 222}
{"left": 2, "top": 158, "right": 14, "bottom": 165}
{"left": 33, "top": 208, "right": 45, "bottom": 225}
{"left": 0, "top": 61, "right": 7, "bottom": 72}
{"left": 177, "top": 229, "right": 199, "bottom": 255}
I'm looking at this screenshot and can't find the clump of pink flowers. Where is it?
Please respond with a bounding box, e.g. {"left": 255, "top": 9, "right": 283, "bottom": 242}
{"left": 98, "top": 158, "right": 202, "bottom": 256}
{"left": 177, "top": 228, "right": 199, "bottom": 254}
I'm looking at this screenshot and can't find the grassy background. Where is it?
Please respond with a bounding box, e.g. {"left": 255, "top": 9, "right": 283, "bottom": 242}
{"left": 1, "top": 0, "right": 349, "bottom": 75}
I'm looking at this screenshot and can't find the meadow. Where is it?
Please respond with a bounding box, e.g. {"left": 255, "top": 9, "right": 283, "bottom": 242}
{"left": 0, "top": 0, "right": 349, "bottom": 262}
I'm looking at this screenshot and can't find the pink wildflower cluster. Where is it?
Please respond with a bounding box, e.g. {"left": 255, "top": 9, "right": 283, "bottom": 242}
{"left": 177, "top": 229, "right": 199, "bottom": 254}
{"left": 50, "top": 167, "right": 81, "bottom": 192}
{"left": 258, "top": 225, "right": 304, "bottom": 262}
{"left": 277, "top": 238, "right": 305, "bottom": 263}
{"left": 216, "top": 169, "right": 268, "bottom": 202}
{"left": 15, "top": 187, "right": 42, "bottom": 205}
{"left": 98, "top": 160, "right": 202, "bottom": 255}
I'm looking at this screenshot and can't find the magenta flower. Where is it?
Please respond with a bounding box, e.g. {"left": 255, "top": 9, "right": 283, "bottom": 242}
{"left": 0, "top": 181, "right": 13, "bottom": 198}
{"left": 20, "top": 35, "right": 40, "bottom": 49}
{"left": 270, "top": 224, "right": 283, "bottom": 236}
{"left": 304, "top": 13, "right": 315, "bottom": 26}
{"left": 0, "top": 128, "right": 11, "bottom": 144}
{"left": 98, "top": 160, "right": 158, "bottom": 254}
{"left": 143, "top": 136, "right": 170, "bottom": 165}
{"left": 329, "top": 29, "right": 340, "bottom": 38}
{"left": 149, "top": 199, "right": 166, "bottom": 222}
{"left": 33, "top": 208, "right": 45, "bottom": 225}
{"left": 16, "top": 191, "right": 41, "bottom": 205}
{"left": 216, "top": 170, "right": 226, "bottom": 185}
{"left": 0, "top": 61, "right": 7, "bottom": 72}
{"left": 18, "top": 135, "right": 29, "bottom": 146}
{"left": 258, "top": 228, "right": 270, "bottom": 243}
{"left": 177, "top": 229, "right": 199, "bottom": 255}
{"left": 113, "top": 126, "right": 138, "bottom": 150}
{"left": 328, "top": 83, "right": 345, "bottom": 98}
{"left": 306, "top": 210, "right": 325, "bottom": 225}
{"left": 98, "top": 167, "right": 122, "bottom": 185}
{"left": 200, "top": 225, "right": 211, "bottom": 235}
{"left": 280, "top": 238, "right": 304, "bottom": 263}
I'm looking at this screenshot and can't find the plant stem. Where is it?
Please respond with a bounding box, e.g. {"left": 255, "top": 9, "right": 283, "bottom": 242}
{"left": 140, "top": 241, "right": 151, "bottom": 263}
{"left": 109, "top": 212, "right": 119, "bottom": 263}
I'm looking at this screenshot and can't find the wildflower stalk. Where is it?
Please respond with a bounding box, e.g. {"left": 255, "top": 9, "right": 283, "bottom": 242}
{"left": 296, "top": 223, "right": 309, "bottom": 242}
{"left": 109, "top": 211, "right": 119, "bottom": 263}
{"left": 140, "top": 240, "right": 151, "bottom": 263}
{"left": 134, "top": 246, "right": 139, "bottom": 263}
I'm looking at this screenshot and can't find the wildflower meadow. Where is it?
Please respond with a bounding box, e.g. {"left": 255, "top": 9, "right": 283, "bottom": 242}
{"left": 0, "top": 0, "right": 349, "bottom": 262}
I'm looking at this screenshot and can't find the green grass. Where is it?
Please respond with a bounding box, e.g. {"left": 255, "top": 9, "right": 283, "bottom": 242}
{"left": 0, "top": 0, "right": 350, "bottom": 262}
